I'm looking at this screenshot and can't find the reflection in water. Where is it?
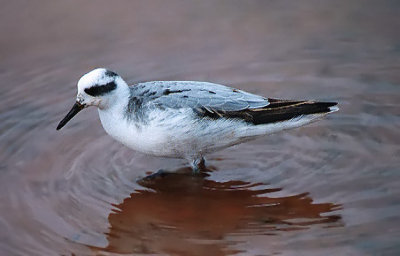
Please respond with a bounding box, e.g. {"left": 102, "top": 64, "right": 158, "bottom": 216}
{"left": 98, "top": 168, "right": 341, "bottom": 255}
{"left": 1, "top": 1, "right": 399, "bottom": 254}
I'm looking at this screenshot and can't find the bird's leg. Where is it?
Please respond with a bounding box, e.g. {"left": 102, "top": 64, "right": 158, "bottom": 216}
{"left": 190, "top": 156, "right": 206, "bottom": 174}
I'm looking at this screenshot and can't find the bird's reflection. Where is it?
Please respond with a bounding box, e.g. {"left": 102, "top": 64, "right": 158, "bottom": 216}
{"left": 99, "top": 167, "right": 341, "bottom": 255}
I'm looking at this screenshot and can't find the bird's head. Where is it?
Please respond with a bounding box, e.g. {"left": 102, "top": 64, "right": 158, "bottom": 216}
{"left": 57, "top": 68, "right": 128, "bottom": 130}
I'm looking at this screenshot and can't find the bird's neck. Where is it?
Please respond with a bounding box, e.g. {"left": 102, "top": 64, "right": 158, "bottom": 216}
{"left": 100, "top": 88, "right": 130, "bottom": 116}
{"left": 97, "top": 89, "right": 132, "bottom": 142}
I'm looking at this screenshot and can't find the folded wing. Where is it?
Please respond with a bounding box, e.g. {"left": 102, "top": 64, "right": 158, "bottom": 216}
{"left": 132, "top": 81, "right": 337, "bottom": 125}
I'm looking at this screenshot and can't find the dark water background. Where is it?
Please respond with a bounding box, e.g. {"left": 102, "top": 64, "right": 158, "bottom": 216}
{"left": 1, "top": 1, "right": 399, "bottom": 255}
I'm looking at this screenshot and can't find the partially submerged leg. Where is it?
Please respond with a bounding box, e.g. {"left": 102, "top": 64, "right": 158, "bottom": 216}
{"left": 190, "top": 156, "right": 206, "bottom": 174}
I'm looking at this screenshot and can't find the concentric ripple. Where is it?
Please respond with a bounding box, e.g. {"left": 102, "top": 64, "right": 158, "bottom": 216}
{"left": 1, "top": 1, "right": 400, "bottom": 255}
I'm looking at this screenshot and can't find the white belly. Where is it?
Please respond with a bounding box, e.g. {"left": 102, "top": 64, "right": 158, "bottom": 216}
{"left": 98, "top": 107, "right": 247, "bottom": 159}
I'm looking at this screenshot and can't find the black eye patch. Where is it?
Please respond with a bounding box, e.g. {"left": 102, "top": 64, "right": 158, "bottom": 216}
{"left": 84, "top": 81, "right": 117, "bottom": 96}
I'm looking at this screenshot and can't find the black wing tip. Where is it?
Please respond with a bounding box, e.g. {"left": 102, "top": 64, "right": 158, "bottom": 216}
{"left": 250, "top": 100, "right": 339, "bottom": 124}
{"left": 318, "top": 101, "right": 338, "bottom": 107}
{"left": 196, "top": 100, "right": 339, "bottom": 125}
{"left": 309, "top": 101, "right": 338, "bottom": 113}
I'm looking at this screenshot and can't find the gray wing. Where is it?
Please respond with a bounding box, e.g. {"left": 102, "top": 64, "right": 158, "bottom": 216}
{"left": 131, "top": 81, "right": 269, "bottom": 111}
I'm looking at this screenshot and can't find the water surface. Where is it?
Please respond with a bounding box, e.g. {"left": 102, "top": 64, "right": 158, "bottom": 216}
{"left": 0, "top": 1, "right": 399, "bottom": 255}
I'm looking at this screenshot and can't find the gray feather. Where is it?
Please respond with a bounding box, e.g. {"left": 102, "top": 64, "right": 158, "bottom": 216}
{"left": 129, "top": 81, "right": 269, "bottom": 112}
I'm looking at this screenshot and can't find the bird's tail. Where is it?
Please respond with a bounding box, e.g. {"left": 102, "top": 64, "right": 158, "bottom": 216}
{"left": 248, "top": 98, "right": 338, "bottom": 125}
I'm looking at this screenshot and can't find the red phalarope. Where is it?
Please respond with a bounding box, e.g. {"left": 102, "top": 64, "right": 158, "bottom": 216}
{"left": 57, "top": 68, "right": 338, "bottom": 173}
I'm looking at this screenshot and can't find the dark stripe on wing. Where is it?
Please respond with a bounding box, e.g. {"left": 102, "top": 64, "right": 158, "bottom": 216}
{"left": 84, "top": 81, "right": 117, "bottom": 96}
{"left": 197, "top": 98, "right": 337, "bottom": 125}
{"left": 163, "top": 89, "right": 191, "bottom": 95}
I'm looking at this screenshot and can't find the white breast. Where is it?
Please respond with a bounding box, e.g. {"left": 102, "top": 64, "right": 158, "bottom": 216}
{"left": 98, "top": 108, "right": 170, "bottom": 156}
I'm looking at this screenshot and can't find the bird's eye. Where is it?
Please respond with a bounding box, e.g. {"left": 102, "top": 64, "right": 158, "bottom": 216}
{"left": 84, "top": 81, "right": 117, "bottom": 96}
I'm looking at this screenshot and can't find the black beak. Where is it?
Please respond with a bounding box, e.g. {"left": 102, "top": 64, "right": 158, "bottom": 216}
{"left": 56, "top": 102, "right": 85, "bottom": 130}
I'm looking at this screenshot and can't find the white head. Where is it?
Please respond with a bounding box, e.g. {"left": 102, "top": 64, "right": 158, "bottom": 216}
{"left": 57, "top": 68, "right": 128, "bottom": 130}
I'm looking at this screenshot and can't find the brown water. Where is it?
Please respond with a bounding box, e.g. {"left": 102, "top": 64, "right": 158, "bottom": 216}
{"left": 1, "top": 1, "right": 400, "bottom": 255}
